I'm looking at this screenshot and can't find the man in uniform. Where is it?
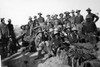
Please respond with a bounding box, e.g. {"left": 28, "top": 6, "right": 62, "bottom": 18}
{"left": 83, "top": 16, "right": 97, "bottom": 34}
{"left": 82, "top": 16, "right": 99, "bottom": 50}
{"left": 45, "top": 15, "right": 52, "bottom": 30}
{"left": 64, "top": 11, "right": 71, "bottom": 28}
{"left": 46, "top": 14, "right": 51, "bottom": 24}
{"left": 37, "top": 12, "right": 45, "bottom": 26}
{"left": 0, "top": 18, "right": 9, "bottom": 52}
{"left": 7, "top": 19, "right": 15, "bottom": 38}
{"left": 28, "top": 16, "right": 34, "bottom": 36}
{"left": 75, "top": 10, "right": 84, "bottom": 36}
{"left": 33, "top": 16, "right": 39, "bottom": 27}
{"left": 70, "top": 10, "right": 76, "bottom": 28}
{"left": 31, "top": 16, "right": 39, "bottom": 36}
{"left": 86, "top": 8, "right": 99, "bottom": 23}
{"left": 7, "top": 19, "right": 20, "bottom": 54}
{"left": 59, "top": 13, "right": 64, "bottom": 25}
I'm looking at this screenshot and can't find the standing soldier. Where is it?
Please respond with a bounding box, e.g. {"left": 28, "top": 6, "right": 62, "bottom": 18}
{"left": 0, "top": 18, "right": 9, "bottom": 52}
{"left": 51, "top": 15, "right": 55, "bottom": 25}
{"left": 59, "top": 13, "right": 64, "bottom": 25}
{"left": 45, "top": 15, "right": 52, "bottom": 31}
{"left": 7, "top": 19, "right": 14, "bottom": 37}
{"left": 70, "top": 10, "right": 76, "bottom": 28}
{"left": 82, "top": 16, "right": 97, "bottom": 34}
{"left": 37, "top": 12, "right": 45, "bottom": 27}
{"left": 86, "top": 8, "right": 99, "bottom": 23}
{"left": 28, "top": 16, "right": 34, "bottom": 36}
{"left": 64, "top": 11, "right": 71, "bottom": 28}
{"left": 33, "top": 16, "right": 39, "bottom": 27}
{"left": 7, "top": 19, "right": 20, "bottom": 54}
{"left": 75, "top": 10, "right": 84, "bottom": 36}
{"left": 53, "top": 14, "right": 60, "bottom": 25}
{"left": 28, "top": 16, "right": 33, "bottom": 27}
{"left": 31, "top": 16, "right": 39, "bottom": 36}
{"left": 46, "top": 14, "right": 51, "bottom": 24}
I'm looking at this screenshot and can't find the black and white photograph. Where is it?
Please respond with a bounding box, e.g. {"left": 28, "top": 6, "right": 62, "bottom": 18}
{"left": 0, "top": 0, "right": 100, "bottom": 67}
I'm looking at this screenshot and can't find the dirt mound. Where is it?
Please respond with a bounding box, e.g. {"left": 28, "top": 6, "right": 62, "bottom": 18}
{"left": 38, "top": 56, "right": 70, "bottom": 67}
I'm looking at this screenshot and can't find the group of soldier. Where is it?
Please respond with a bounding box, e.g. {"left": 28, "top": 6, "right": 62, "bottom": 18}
{"left": 0, "top": 8, "right": 99, "bottom": 61}
{"left": 19, "top": 8, "right": 99, "bottom": 60}
{"left": 0, "top": 18, "right": 20, "bottom": 55}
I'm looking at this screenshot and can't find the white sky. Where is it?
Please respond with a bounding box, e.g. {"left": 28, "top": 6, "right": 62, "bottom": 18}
{"left": 0, "top": 0, "right": 100, "bottom": 27}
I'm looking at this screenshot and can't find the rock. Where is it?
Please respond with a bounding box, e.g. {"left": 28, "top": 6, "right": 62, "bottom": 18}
{"left": 38, "top": 56, "right": 70, "bottom": 67}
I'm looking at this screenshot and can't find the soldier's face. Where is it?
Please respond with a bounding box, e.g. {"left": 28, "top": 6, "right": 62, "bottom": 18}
{"left": 77, "top": 12, "right": 80, "bottom": 15}
{"left": 47, "top": 16, "right": 50, "bottom": 18}
{"left": 39, "top": 15, "right": 42, "bottom": 17}
{"left": 60, "top": 15, "right": 63, "bottom": 18}
{"left": 72, "top": 12, "right": 75, "bottom": 15}
{"left": 22, "top": 26, "right": 25, "bottom": 30}
{"left": 55, "top": 35, "right": 58, "bottom": 38}
{"left": 55, "top": 21, "right": 58, "bottom": 25}
{"left": 55, "top": 16, "right": 58, "bottom": 19}
{"left": 87, "top": 11, "right": 91, "bottom": 14}
{"left": 25, "top": 26, "right": 29, "bottom": 30}
{"left": 34, "top": 17, "right": 37, "bottom": 19}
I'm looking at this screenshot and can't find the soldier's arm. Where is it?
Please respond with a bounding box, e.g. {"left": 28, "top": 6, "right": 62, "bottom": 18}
{"left": 6, "top": 26, "right": 10, "bottom": 37}
{"left": 94, "top": 14, "right": 99, "bottom": 23}
{"left": 43, "top": 17, "right": 45, "bottom": 22}
{"left": 81, "top": 15, "right": 84, "bottom": 23}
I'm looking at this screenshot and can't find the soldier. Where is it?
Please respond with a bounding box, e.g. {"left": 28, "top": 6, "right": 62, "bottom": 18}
{"left": 75, "top": 10, "right": 84, "bottom": 36}
{"left": 46, "top": 14, "right": 51, "bottom": 24}
{"left": 37, "top": 12, "right": 45, "bottom": 26}
{"left": 30, "top": 16, "right": 39, "bottom": 36}
{"left": 7, "top": 19, "right": 20, "bottom": 54}
{"left": 45, "top": 15, "right": 52, "bottom": 30}
{"left": 86, "top": 8, "right": 99, "bottom": 23}
{"left": 7, "top": 19, "right": 14, "bottom": 37}
{"left": 64, "top": 11, "right": 71, "bottom": 20}
{"left": 52, "top": 32, "right": 62, "bottom": 56}
{"left": 28, "top": 16, "right": 34, "bottom": 36}
{"left": 0, "top": 18, "right": 9, "bottom": 52}
{"left": 64, "top": 11, "right": 71, "bottom": 28}
{"left": 28, "top": 16, "right": 33, "bottom": 27}
{"left": 53, "top": 14, "right": 60, "bottom": 25}
{"left": 70, "top": 10, "right": 76, "bottom": 28}
{"left": 82, "top": 16, "right": 97, "bottom": 34}
{"left": 33, "top": 16, "right": 39, "bottom": 27}
{"left": 82, "top": 16, "right": 99, "bottom": 50}
{"left": 59, "top": 13, "right": 64, "bottom": 25}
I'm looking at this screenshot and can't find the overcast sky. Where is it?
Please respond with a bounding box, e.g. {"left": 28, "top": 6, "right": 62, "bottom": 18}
{"left": 0, "top": 0, "right": 100, "bottom": 27}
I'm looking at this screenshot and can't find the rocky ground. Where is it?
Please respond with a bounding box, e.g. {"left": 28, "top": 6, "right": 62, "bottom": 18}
{"left": 1, "top": 42, "right": 100, "bottom": 67}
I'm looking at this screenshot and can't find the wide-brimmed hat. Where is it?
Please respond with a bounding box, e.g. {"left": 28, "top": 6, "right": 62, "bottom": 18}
{"left": 59, "top": 13, "right": 63, "bottom": 16}
{"left": 55, "top": 14, "right": 58, "bottom": 17}
{"left": 86, "top": 8, "right": 92, "bottom": 11}
{"left": 76, "top": 10, "right": 81, "bottom": 13}
{"left": 71, "top": 10, "right": 75, "bottom": 13}
{"left": 29, "top": 16, "right": 32, "bottom": 20}
{"left": 64, "top": 11, "right": 70, "bottom": 14}
{"left": 38, "top": 12, "right": 42, "bottom": 15}
{"left": 34, "top": 16, "right": 37, "bottom": 18}
{"left": 46, "top": 14, "right": 50, "bottom": 17}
